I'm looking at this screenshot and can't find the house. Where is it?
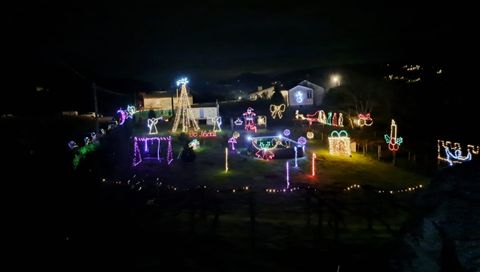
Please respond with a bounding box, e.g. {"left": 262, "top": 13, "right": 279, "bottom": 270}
{"left": 288, "top": 80, "right": 326, "bottom": 106}
{"left": 191, "top": 103, "right": 220, "bottom": 125}
{"left": 139, "top": 91, "right": 193, "bottom": 116}
{"left": 249, "top": 86, "right": 289, "bottom": 105}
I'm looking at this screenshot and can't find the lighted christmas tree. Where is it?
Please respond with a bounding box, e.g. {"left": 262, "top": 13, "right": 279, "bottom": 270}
{"left": 172, "top": 78, "right": 200, "bottom": 133}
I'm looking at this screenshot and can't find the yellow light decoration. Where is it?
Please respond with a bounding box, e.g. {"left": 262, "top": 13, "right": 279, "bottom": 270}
{"left": 172, "top": 78, "right": 200, "bottom": 133}
{"left": 311, "top": 153, "right": 316, "bottom": 176}
{"left": 269, "top": 104, "right": 286, "bottom": 119}
{"left": 307, "top": 131, "right": 314, "bottom": 139}
{"left": 328, "top": 130, "right": 351, "bottom": 156}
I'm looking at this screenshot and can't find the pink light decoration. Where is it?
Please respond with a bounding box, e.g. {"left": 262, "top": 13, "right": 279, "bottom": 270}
{"left": 255, "top": 148, "right": 275, "bottom": 160}
{"left": 243, "top": 107, "right": 257, "bottom": 132}
{"left": 189, "top": 131, "right": 217, "bottom": 138}
{"left": 311, "top": 153, "right": 316, "bottom": 176}
{"left": 357, "top": 113, "right": 373, "bottom": 127}
{"left": 384, "top": 119, "right": 403, "bottom": 151}
{"left": 133, "top": 136, "right": 173, "bottom": 166}
{"left": 228, "top": 133, "right": 239, "bottom": 150}
{"left": 286, "top": 161, "right": 290, "bottom": 189}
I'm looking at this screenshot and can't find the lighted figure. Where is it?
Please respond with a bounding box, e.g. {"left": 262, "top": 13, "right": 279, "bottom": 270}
{"left": 116, "top": 108, "right": 128, "bottom": 125}
{"left": 188, "top": 139, "right": 200, "bottom": 150}
{"left": 270, "top": 104, "right": 286, "bottom": 119}
{"left": 307, "top": 131, "right": 314, "bottom": 139}
{"left": 212, "top": 116, "right": 222, "bottom": 132}
{"left": 357, "top": 113, "right": 373, "bottom": 127}
{"left": 295, "top": 91, "right": 304, "bottom": 103}
{"left": 328, "top": 130, "right": 351, "bottom": 156}
{"left": 147, "top": 118, "right": 161, "bottom": 134}
{"left": 127, "top": 105, "right": 136, "bottom": 119}
{"left": 338, "top": 113, "right": 344, "bottom": 127}
{"left": 68, "top": 141, "right": 78, "bottom": 150}
{"left": 91, "top": 132, "right": 97, "bottom": 141}
{"left": 243, "top": 107, "right": 257, "bottom": 132}
{"left": 133, "top": 136, "right": 173, "bottom": 166}
{"left": 438, "top": 140, "right": 479, "bottom": 166}
{"left": 172, "top": 77, "right": 200, "bottom": 133}
{"left": 228, "top": 131, "right": 240, "bottom": 150}
{"left": 384, "top": 119, "right": 403, "bottom": 151}
{"left": 326, "top": 112, "right": 332, "bottom": 125}
{"left": 283, "top": 129, "right": 291, "bottom": 137}
{"left": 84, "top": 137, "right": 91, "bottom": 145}
{"left": 298, "top": 137, "right": 307, "bottom": 145}
{"left": 295, "top": 110, "right": 305, "bottom": 120}
{"left": 299, "top": 110, "right": 327, "bottom": 125}
{"left": 234, "top": 118, "right": 243, "bottom": 126}
{"left": 100, "top": 128, "right": 105, "bottom": 135}
{"left": 332, "top": 112, "right": 338, "bottom": 126}
{"left": 257, "top": 115, "right": 267, "bottom": 127}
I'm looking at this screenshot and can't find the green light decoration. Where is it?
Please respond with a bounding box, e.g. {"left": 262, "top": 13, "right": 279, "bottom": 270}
{"left": 73, "top": 142, "right": 99, "bottom": 169}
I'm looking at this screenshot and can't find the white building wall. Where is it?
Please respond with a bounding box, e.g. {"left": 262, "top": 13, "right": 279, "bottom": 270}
{"left": 191, "top": 107, "right": 219, "bottom": 124}
{"left": 288, "top": 86, "right": 314, "bottom": 106}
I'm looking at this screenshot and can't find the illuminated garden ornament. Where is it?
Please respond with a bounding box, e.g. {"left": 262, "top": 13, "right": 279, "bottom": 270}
{"left": 147, "top": 118, "right": 161, "bottom": 134}
{"left": 338, "top": 113, "right": 344, "bottom": 127}
{"left": 357, "top": 113, "right": 373, "bottom": 127}
{"left": 285, "top": 162, "right": 290, "bottom": 189}
{"left": 250, "top": 135, "right": 305, "bottom": 160}
{"left": 68, "top": 141, "right": 78, "bottom": 150}
{"left": 212, "top": 116, "right": 222, "bottom": 132}
{"left": 91, "top": 132, "right": 97, "bottom": 141}
{"left": 243, "top": 107, "right": 257, "bottom": 132}
{"left": 437, "top": 140, "right": 479, "bottom": 166}
{"left": 100, "top": 128, "right": 105, "bottom": 135}
{"left": 294, "top": 146, "right": 298, "bottom": 167}
{"left": 234, "top": 118, "right": 243, "bottom": 126}
{"left": 127, "top": 105, "right": 136, "bottom": 119}
{"left": 116, "top": 108, "right": 128, "bottom": 125}
{"left": 228, "top": 131, "right": 240, "bottom": 150}
{"left": 188, "top": 139, "right": 200, "bottom": 150}
{"left": 172, "top": 77, "right": 200, "bottom": 133}
{"left": 307, "top": 131, "right": 314, "bottom": 139}
{"left": 84, "top": 137, "right": 91, "bottom": 145}
{"left": 133, "top": 136, "right": 173, "bottom": 166}
{"left": 384, "top": 119, "right": 403, "bottom": 151}
{"left": 283, "top": 129, "right": 291, "bottom": 137}
{"left": 257, "top": 115, "right": 267, "bottom": 127}
{"left": 311, "top": 153, "right": 316, "bottom": 176}
{"left": 328, "top": 130, "right": 351, "bottom": 156}
{"left": 225, "top": 147, "right": 229, "bottom": 172}
{"left": 270, "top": 104, "right": 286, "bottom": 119}
{"left": 298, "top": 137, "right": 307, "bottom": 145}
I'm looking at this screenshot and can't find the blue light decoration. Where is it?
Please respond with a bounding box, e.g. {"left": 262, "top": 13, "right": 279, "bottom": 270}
{"left": 295, "top": 91, "right": 304, "bottom": 103}
{"left": 127, "top": 105, "right": 136, "bottom": 119}
{"left": 176, "top": 77, "right": 189, "bottom": 86}
{"left": 437, "top": 140, "right": 479, "bottom": 166}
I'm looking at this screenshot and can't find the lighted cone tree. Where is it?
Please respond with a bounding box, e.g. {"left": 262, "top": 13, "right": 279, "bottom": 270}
{"left": 172, "top": 78, "right": 200, "bottom": 133}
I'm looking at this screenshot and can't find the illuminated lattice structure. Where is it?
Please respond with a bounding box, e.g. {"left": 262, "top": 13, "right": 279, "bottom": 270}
{"left": 248, "top": 135, "right": 305, "bottom": 160}
{"left": 357, "top": 113, "right": 373, "bottom": 127}
{"left": 270, "top": 104, "right": 286, "bottom": 119}
{"left": 172, "top": 78, "right": 200, "bottom": 133}
{"left": 384, "top": 119, "right": 403, "bottom": 151}
{"left": 437, "top": 140, "right": 479, "bottom": 166}
{"left": 133, "top": 136, "right": 173, "bottom": 166}
{"left": 328, "top": 130, "right": 351, "bottom": 156}
{"left": 243, "top": 107, "right": 257, "bottom": 132}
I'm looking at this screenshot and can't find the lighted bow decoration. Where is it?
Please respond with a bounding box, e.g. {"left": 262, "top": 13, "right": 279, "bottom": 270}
{"left": 384, "top": 119, "right": 403, "bottom": 151}
{"left": 147, "top": 118, "right": 161, "bottom": 134}
{"left": 357, "top": 113, "right": 373, "bottom": 127}
{"left": 269, "top": 104, "right": 286, "bottom": 119}
{"left": 212, "top": 116, "right": 222, "bottom": 132}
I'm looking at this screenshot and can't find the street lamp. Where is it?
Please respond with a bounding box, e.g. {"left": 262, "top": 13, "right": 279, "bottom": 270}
{"left": 331, "top": 74, "right": 341, "bottom": 87}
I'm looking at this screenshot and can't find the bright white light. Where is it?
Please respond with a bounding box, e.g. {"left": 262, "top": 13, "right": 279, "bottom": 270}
{"left": 331, "top": 74, "right": 341, "bottom": 86}
{"left": 176, "top": 77, "right": 189, "bottom": 86}
{"left": 247, "top": 136, "right": 252, "bottom": 141}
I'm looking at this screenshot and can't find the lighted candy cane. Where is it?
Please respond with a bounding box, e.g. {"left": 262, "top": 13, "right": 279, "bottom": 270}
{"left": 270, "top": 104, "right": 286, "bottom": 119}
{"left": 212, "top": 116, "right": 222, "bottom": 132}
{"left": 384, "top": 119, "right": 403, "bottom": 151}
{"left": 357, "top": 113, "right": 373, "bottom": 127}
{"left": 147, "top": 118, "right": 160, "bottom": 134}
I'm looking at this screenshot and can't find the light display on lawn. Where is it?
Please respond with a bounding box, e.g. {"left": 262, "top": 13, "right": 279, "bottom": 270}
{"left": 84, "top": 136, "right": 91, "bottom": 145}
{"left": 298, "top": 137, "right": 307, "bottom": 145}
{"left": 225, "top": 147, "right": 229, "bottom": 172}
{"left": 116, "top": 108, "right": 128, "bottom": 125}
{"left": 243, "top": 107, "right": 257, "bottom": 132}
{"left": 296, "top": 110, "right": 343, "bottom": 127}
{"left": 133, "top": 136, "right": 173, "bottom": 166}
{"left": 270, "top": 104, "right": 286, "bottom": 119}
{"left": 285, "top": 161, "right": 290, "bottom": 189}
{"left": 257, "top": 115, "right": 267, "bottom": 127}
{"left": 147, "top": 117, "right": 161, "bottom": 134}
{"left": 172, "top": 78, "right": 200, "bottom": 133}
{"left": 307, "top": 131, "right": 314, "bottom": 139}
{"left": 188, "top": 139, "right": 200, "bottom": 150}
{"left": 90, "top": 132, "right": 97, "bottom": 141}
{"left": 384, "top": 119, "right": 403, "bottom": 151}
{"left": 328, "top": 130, "right": 351, "bottom": 156}
{"left": 437, "top": 140, "right": 479, "bottom": 166}
{"left": 127, "top": 105, "right": 136, "bottom": 119}
{"left": 357, "top": 113, "right": 373, "bottom": 127}
{"left": 188, "top": 130, "right": 217, "bottom": 138}
{"left": 311, "top": 153, "right": 316, "bottom": 176}
{"left": 68, "top": 141, "right": 78, "bottom": 150}
{"left": 283, "top": 129, "right": 291, "bottom": 137}
{"left": 228, "top": 131, "right": 240, "bottom": 150}
{"left": 294, "top": 146, "right": 298, "bottom": 167}
{"left": 212, "top": 116, "right": 222, "bottom": 132}
{"left": 249, "top": 135, "right": 305, "bottom": 160}
{"left": 234, "top": 118, "right": 243, "bottom": 126}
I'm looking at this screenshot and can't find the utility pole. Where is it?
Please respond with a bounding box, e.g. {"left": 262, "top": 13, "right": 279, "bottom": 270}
{"left": 92, "top": 82, "right": 99, "bottom": 133}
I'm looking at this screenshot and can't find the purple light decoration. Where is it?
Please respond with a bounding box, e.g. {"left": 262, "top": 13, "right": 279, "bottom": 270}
{"left": 133, "top": 136, "right": 173, "bottom": 166}
{"left": 228, "top": 136, "right": 238, "bottom": 150}
{"left": 286, "top": 161, "right": 290, "bottom": 189}
{"left": 68, "top": 141, "right": 78, "bottom": 150}
{"left": 298, "top": 137, "right": 307, "bottom": 145}
{"left": 117, "top": 109, "right": 127, "bottom": 125}
{"left": 283, "top": 129, "right": 291, "bottom": 137}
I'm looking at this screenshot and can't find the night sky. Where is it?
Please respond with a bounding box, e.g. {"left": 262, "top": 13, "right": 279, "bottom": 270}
{"left": 6, "top": 1, "right": 460, "bottom": 89}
